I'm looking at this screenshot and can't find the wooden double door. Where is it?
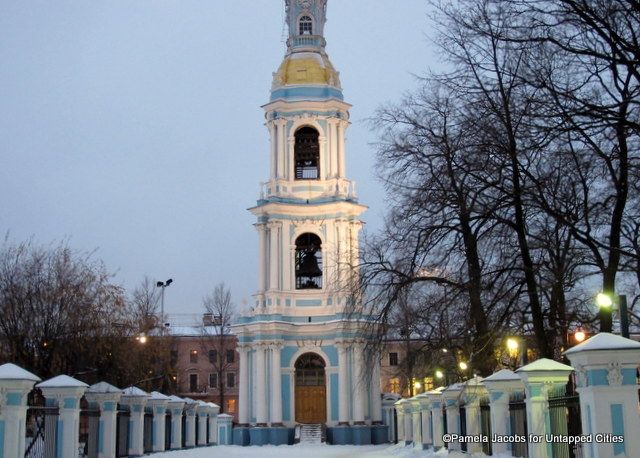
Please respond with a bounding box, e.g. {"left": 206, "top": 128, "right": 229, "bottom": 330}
{"left": 294, "top": 353, "right": 327, "bottom": 424}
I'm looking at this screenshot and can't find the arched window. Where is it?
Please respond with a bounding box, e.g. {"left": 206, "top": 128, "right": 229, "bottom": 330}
{"left": 295, "top": 233, "right": 322, "bottom": 289}
{"left": 299, "top": 16, "right": 313, "bottom": 35}
{"left": 294, "top": 126, "right": 320, "bottom": 180}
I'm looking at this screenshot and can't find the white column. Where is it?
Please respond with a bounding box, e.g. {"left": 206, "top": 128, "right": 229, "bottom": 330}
{"left": 269, "top": 122, "right": 277, "bottom": 179}
{"left": 370, "top": 355, "right": 383, "bottom": 423}
{"left": 196, "top": 403, "right": 208, "bottom": 446}
{"left": 255, "top": 343, "right": 268, "bottom": 425}
{"left": 442, "top": 385, "right": 462, "bottom": 452}
{"left": 282, "top": 221, "right": 292, "bottom": 291}
{"left": 238, "top": 345, "right": 250, "bottom": 425}
{"left": 426, "top": 391, "right": 444, "bottom": 449}
{"left": 167, "top": 398, "right": 185, "bottom": 450}
{"left": 184, "top": 401, "right": 197, "bottom": 448}
{"left": 337, "top": 342, "right": 350, "bottom": 424}
{"left": 288, "top": 137, "right": 295, "bottom": 180}
{"left": 337, "top": 120, "right": 346, "bottom": 178}
{"left": 270, "top": 342, "right": 283, "bottom": 425}
{"left": 483, "top": 370, "right": 524, "bottom": 456}
{"left": 395, "top": 401, "right": 406, "bottom": 443}
{"left": 417, "top": 395, "right": 432, "bottom": 447}
{"left": 352, "top": 341, "right": 366, "bottom": 424}
{"left": 319, "top": 136, "right": 327, "bottom": 180}
{"left": 276, "top": 119, "right": 286, "bottom": 179}
{"left": 256, "top": 224, "right": 267, "bottom": 294}
{"left": 120, "top": 389, "right": 149, "bottom": 456}
{"left": 268, "top": 222, "right": 280, "bottom": 291}
{"left": 207, "top": 403, "right": 220, "bottom": 444}
{"left": 146, "top": 394, "right": 169, "bottom": 453}
{"left": 329, "top": 119, "right": 338, "bottom": 177}
{"left": 462, "top": 379, "right": 486, "bottom": 454}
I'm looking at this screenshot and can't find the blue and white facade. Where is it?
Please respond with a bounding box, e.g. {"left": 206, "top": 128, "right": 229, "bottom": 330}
{"left": 232, "top": 0, "right": 383, "bottom": 446}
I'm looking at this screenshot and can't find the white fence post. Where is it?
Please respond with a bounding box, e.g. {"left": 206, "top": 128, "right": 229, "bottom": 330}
{"left": 416, "top": 393, "right": 432, "bottom": 449}
{"left": 119, "top": 386, "right": 149, "bottom": 457}
{"left": 147, "top": 391, "right": 170, "bottom": 452}
{"left": 207, "top": 402, "right": 220, "bottom": 444}
{"left": 167, "top": 395, "right": 186, "bottom": 449}
{"left": 441, "top": 383, "right": 463, "bottom": 452}
{"left": 516, "top": 358, "right": 573, "bottom": 458}
{"left": 426, "top": 388, "right": 445, "bottom": 450}
{"left": 381, "top": 394, "right": 400, "bottom": 443}
{"left": 85, "top": 381, "right": 122, "bottom": 458}
{"left": 462, "top": 376, "right": 487, "bottom": 455}
{"left": 182, "top": 397, "right": 198, "bottom": 447}
{"left": 483, "top": 369, "right": 524, "bottom": 456}
{"left": 196, "top": 401, "right": 208, "bottom": 446}
{"left": 409, "top": 396, "right": 423, "bottom": 448}
{"left": 37, "top": 374, "right": 88, "bottom": 458}
{"left": 0, "top": 363, "right": 40, "bottom": 458}
{"left": 564, "top": 332, "right": 640, "bottom": 458}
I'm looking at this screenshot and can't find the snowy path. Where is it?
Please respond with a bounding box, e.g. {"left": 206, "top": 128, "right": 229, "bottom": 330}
{"left": 152, "top": 444, "right": 447, "bottom": 457}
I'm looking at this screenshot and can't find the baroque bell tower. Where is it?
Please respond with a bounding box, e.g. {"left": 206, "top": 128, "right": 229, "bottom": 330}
{"left": 232, "top": 0, "right": 385, "bottom": 446}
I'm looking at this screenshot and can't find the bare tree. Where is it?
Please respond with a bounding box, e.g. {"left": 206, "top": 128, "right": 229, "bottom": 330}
{"left": 200, "top": 282, "right": 236, "bottom": 412}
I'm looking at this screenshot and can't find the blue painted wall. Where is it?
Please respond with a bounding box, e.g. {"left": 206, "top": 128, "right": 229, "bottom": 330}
{"left": 282, "top": 374, "right": 291, "bottom": 422}
{"left": 330, "top": 373, "right": 339, "bottom": 421}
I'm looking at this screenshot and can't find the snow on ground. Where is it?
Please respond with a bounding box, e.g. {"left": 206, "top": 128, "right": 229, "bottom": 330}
{"left": 152, "top": 443, "right": 449, "bottom": 457}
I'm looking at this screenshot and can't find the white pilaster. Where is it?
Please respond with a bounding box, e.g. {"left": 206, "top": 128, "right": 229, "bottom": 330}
{"left": 255, "top": 343, "right": 268, "bottom": 425}
{"left": 256, "top": 224, "right": 267, "bottom": 294}
{"left": 352, "top": 341, "right": 366, "bottom": 424}
{"left": 370, "top": 355, "right": 382, "bottom": 423}
{"left": 337, "top": 120, "right": 346, "bottom": 178}
{"left": 336, "top": 342, "right": 350, "bottom": 424}
{"left": 238, "top": 345, "right": 250, "bottom": 425}
{"left": 269, "top": 122, "right": 277, "bottom": 179}
{"left": 270, "top": 342, "right": 283, "bottom": 425}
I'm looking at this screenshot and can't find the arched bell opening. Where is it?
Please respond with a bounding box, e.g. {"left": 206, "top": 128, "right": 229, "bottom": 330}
{"left": 294, "top": 126, "right": 320, "bottom": 180}
{"left": 299, "top": 15, "right": 313, "bottom": 35}
{"left": 294, "top": 352, "right": 327, "bottom": 424}
{"left": 295, "top": 233, "right": 322, "bottom": 289}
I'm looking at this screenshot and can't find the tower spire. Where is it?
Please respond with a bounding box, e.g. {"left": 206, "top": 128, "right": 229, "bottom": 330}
{"left": 284, "top": 0, "right": 328, "bottom": 50}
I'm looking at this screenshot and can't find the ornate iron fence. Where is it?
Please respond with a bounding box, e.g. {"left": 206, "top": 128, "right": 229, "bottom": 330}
{"left": 549, "top": 380, "right": 582, "bottom": 458}
{"left": 509, "top": 391, "right": 528, "bottom": 458}
{"left": 480, "top": 396, "right": 492, "bottom": 456}
{"left": 115, "top": 407, "right": 130, "bottom": 457}
{"left": 24, "top": 389, "right": 57, "bottom": 458}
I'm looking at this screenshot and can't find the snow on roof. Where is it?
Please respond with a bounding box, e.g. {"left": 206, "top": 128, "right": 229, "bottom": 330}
{"left": 516, "top": 358, "right": 573, "bottom": 373}
{"left": 464, "top": 375, "right": 484, "bottom": 386}
{"left": 150, "top": 391, "right": 171, "bottom": 400}
{"left": 37, "top": 374, "right": 88, "bottom": 388}
{"left": 168, "top": 395, "right": 186, "bottom": 403}
{"left": 122, "top": 386, "right": 149, "bottom": 397}
{"left": 426, "top": 387, "right": 446, "bottom": 395}
{"left": 483, "top": 369, "right": 521, "bottom": 382}
{"left": 207, "top": 402, "right": 220, "bottom": 408}
{"left": 564, "top": 332, "right": 640, "bottom": 355}
{"left": 182, "top": 397, "right": 198, "bottom": 404}
{"left": 87, "top": 381, "right": 121, "bottom": 393}
{"left": 218, "top": 413, "right": 233, "bottom": 418}
{"left": 0, "top": 363, "right": 41, "bottom": 381}
{"left": 443, "top": 382, "right": 464, "bottom": 392}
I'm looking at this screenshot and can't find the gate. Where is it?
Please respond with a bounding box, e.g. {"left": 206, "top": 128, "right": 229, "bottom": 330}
{"left": 24, "top": 389, "right": 58, "bottom": 458}
{"left": 480, "top": 396, "right": 492, "bottom": 456}
{"left": 165, "top": 413, "right": 172, "bottom": 449}
{"left": 509, "top": 391, "right": 528, "bottom": 458}
{"left": 143, "top": 411, "right": 153, "bottom": 453}
{"left": 115, "top": 408, "right": 130, "bottom": 457}
{"left": 78, "top": 397, "right": 100, "bottom": 458}
{"left": 549, "top": 381, "right": 582, "bottom": 458}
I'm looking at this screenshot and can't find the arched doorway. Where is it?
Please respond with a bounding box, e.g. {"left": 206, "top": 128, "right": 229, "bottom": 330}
{"left": 294, "top": 353, "right": 327, "bottom": 424}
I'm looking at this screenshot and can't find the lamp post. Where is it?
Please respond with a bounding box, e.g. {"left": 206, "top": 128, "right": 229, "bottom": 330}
{"left": 596, "top": 292, "right": 629, "bottom": 338}
{"left": 156, "top": 278, "right": 173, "bottom": 333}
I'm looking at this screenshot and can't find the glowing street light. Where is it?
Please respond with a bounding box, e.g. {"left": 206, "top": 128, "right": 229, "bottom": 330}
{"left": 574, "top": 330, "right": 586, "bottom": 343}
{"left": 435, "top": 370, "right": 444, "bottom": 379}
{"left": 506, "top": 338, "right": 519, "bottom": 352}
{"left": 596, "top": 293, "right": 613, "bottom": 309}
{"left": 458, "top": 361, "right": 468, "bottom": 371}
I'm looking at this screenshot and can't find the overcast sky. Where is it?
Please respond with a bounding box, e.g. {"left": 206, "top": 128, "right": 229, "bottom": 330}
{"left": 0, "top": 1, "right": 438, "bottom": 316}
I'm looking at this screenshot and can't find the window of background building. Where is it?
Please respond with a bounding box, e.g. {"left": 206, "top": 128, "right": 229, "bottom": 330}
{"left": 189, "top": 373, "right": 198, "bottom": 392}
{"left": 226, "top": 349, "right": 235, "bottom": 364}
{"left": 226, "top": 372, "right": 236, "bottom": 388}
{"left": 209, "top": 349, "right": 217, "bottom": 364}
{"left": 226, "top": 399, "right": 236, "bottom": 413}
{"left": 209, "top": 373, "right": 218, "bottom": 388}
{"left": 170, "top": 350, "right": 178, "bottom": 365}
{"left": 190, "top": 349, "right": 198, "bottom": 364}
{"left": 389, "top": 352, "right": 398, "bottom": 366}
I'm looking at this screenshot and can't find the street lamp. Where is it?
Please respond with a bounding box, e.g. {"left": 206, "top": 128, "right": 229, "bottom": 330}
{"left": 574, "top": 330, "right": 586, "bottom": 343}
{"left": 156, "top": 278, "right": 173, "bottom": 333}
{"left": 596, "top": 292, "right": 629, "bottom": 337}
{"left": 458, "top": 361, "right": 468, "bottom": 371}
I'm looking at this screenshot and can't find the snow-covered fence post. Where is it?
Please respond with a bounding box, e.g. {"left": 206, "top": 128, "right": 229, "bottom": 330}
{"left": 167, "top": 395, "right": 186, "bottom": 449}
{"left": 416, "top": 393, "right": 432, "bottom": 448}
{"left": 196, "top": 401, "right": 208, "bottom": 446}
{"left": 393, "top": 399, "right": 405, "bottom": 444}
{"left": 426, "top": 388, "right": 445, "bottom": 450}
{"left": 441, "top": 382, "right": 463, "bottom": 452}
{"left": 409, "top": 395, "right": 423, "bottom": 448}
{"left": 207, "top": 402, "right": 220, "bottom": 444}
{"left": 462, "top": 376, "right": 487, "bottom": 454}
{"left": 37, "top": 374, "right": 88, "bottom": 458}
{"left": 564, "top": 333, "right": 640, "bottom": 458}
{"left": 147, "top": 392, "right": 170, "bottom": 452}
{"left": 381, "top": 394, "right": 399, "bottom": 443}
{"left": 85, "top": 382, "right": 122, "bottom": 458}
{"left": 217, "top": 413, "right": 233, "bottom": 445}
{"left": 182, "top": 397, "right": 198, "bottom": 447}
{"left": 119, "top": 386, "right": 149, "bottom": 456}
{"left": 516, "top": 358, "right": 573, "bottom": 458}
{"left": 483, "top": 369, "right": 524, "bottom": 456}
{"left": 0, "top": 363, "right": 41, "bottom": 458}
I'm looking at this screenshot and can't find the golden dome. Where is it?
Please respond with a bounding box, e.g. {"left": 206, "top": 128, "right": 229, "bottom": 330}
{"left": 272, "top": 51, "right": 341, "bottom": 89}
